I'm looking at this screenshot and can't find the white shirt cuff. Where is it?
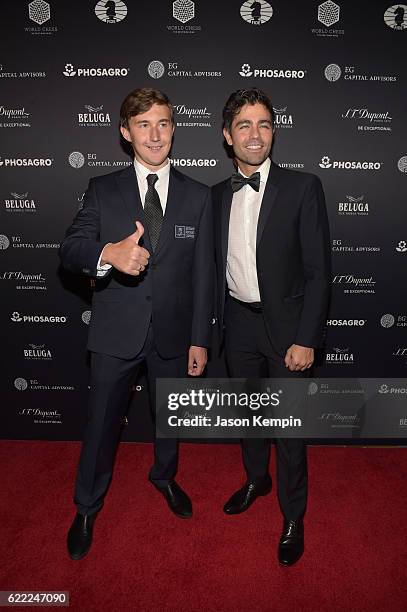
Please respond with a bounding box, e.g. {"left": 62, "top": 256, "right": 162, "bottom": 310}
{"left": 96, "top": 244, "right": 112, "bottom": 277}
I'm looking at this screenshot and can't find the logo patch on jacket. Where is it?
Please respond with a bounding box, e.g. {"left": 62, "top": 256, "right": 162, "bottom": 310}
{"left": 175, "top": 225, "right": 195, "bottom": 239}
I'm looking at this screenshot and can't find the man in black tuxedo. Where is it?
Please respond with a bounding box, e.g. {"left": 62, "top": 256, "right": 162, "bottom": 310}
{"left": 213, "top": 88, "right": 331, "bottom": 566}
{"left": 60, "top": 88, "right": 213, "bottom": 560}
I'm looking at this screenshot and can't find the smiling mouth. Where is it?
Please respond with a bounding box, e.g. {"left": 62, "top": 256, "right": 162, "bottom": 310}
{"left": 245, "top": 144, "right": 263, "bottom": 150}
{"left": 146, "top": 145, "right": 164, "bottom": 151}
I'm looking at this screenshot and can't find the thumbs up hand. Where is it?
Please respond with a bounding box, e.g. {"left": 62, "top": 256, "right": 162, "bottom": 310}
{"left": 101, "top": 221, "right": 150, "bottom": 276}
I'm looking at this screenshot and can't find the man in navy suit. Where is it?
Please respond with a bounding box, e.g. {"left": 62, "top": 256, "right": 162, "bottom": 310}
{"left": 213, "top": 88, "right": 331, "bottom": 566}
{"left": 60, "top": 88, "right": 213, "bottom": 560}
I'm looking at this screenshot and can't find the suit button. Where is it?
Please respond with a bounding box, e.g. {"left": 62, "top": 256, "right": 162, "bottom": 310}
{"left": 146, "top": 296, "right": 152, "bottom": 301}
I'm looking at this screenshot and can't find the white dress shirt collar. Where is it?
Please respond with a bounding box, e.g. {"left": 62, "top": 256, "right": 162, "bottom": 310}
{"left": 133, "top": 157, "right": 170, "bottom": 183}
{"left": 237, "top": 156, "right": 271, "bottom": 184}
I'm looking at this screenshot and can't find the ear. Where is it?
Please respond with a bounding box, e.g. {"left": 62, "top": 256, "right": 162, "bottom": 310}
{"left": 223, "top": 127, "right": 233, "bottom": 146}
{"left": 120, "top": 125, "right": 131, "bottom": 142}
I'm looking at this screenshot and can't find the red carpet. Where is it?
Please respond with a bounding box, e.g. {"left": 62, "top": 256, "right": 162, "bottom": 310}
{"left": 1, "top": 441, "right": 406, "bottom": 611}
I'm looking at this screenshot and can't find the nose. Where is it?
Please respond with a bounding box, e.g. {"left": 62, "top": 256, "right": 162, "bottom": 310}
{"left": 249, "top": 123, "right": 260, "bottom": 139}
{"left": 149, "top": 125, "right": 160, "bottom": 142}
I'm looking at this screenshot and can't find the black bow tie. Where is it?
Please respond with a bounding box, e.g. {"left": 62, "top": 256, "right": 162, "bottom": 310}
{"left": 231, "top": 172, "right": 261, "bottom": 193}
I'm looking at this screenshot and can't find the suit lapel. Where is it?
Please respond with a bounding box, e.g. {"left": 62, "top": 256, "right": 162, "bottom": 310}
{"left": 154, "top": 167, "right": 185, "bottom": 257}
{"left": 256, "top": 162, "right": 280, "bottom": 248}
{"left": 115, "top": 165, "right": 152, "bottom": 251}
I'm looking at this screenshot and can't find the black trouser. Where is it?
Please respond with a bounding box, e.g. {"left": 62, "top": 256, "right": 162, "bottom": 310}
{"left": 74, "top": 323, "right": 187, "bottom": 515}
{"left": 225, "top": 297, "right": 308, "bottom": 521}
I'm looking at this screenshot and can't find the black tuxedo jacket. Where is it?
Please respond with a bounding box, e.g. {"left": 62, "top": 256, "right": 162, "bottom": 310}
{"left": 60, "top": 165, "right": 213, "bottom": 359}
{"left": 213, "top": 161, "right": 331, "bottom": 355}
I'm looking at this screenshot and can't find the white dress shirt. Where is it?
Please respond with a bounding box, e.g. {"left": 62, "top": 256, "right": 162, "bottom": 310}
{"left": 226, "top": 157, "right": 271, "bottom": 302}
{"left": 96, "top": 158, "right": 170, "bottom": 276}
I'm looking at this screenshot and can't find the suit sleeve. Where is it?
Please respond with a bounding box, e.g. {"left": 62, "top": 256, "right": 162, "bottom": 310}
{"left": 191, "top": 188, "right": 214, "bottom": 348}
{"left": 295, "top": 175, "right": 331, "bottom": 348}
{"left": 59, "top": 178, "right": 108, "bottom": 278}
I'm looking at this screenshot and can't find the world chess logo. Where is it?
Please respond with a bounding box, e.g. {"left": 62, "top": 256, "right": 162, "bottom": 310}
{"left": 396, "top": 240, "right": 407, "bottom": 253}
{"left": 82, "top": 310, "right": 92, "bottom": 325}
{"left": 318, "top": 1, "right": 340, "bottom": 27}
{"left": 384, "top": 4, "right": 407, "bottom": 30}
{"left": 398, "top": 156, "right": 407, "bottom": 172}
{"left": 381, "top": 314, "right": 395, "bottom": 328}
{"left": 68, "top": 152, "right": 85, "bottom": 168}
{"left": 95, "top": 0, "right": 128, "bottom": 23}
{"left": 324, "top": 63, "right": 341, "bottom": 81}
{"left": 240, "top": 0, "right": 273, "bottom": 25}
{"left": 28, "top": 0, "right": 50, "bottom": 25}
{"left": 14, "top": 378, "right": 28, "bottom": 391}
{"left": 173, "top": 0, "right": 195, "bottom": 23}
{"left": 319, "top": 156, "right": 332, "bottom": 168}
{"left": 63, "top": 63, "right": 76, "bottom": 77}
{"left": 239, "top": 63, "right": 253, "bottom": 77}
{"left": 148, "top": 60, "right": 165, "bottom": 79}
{"left": 0, "top": 234, "right": 10, "bottom": 250}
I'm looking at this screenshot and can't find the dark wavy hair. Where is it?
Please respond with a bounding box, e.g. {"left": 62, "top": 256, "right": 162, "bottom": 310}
{"left": 222, "top": 88, "right": 275, "bottom": 132}
{"left": 120, "top": 88, "right": 173, "bottom": 128}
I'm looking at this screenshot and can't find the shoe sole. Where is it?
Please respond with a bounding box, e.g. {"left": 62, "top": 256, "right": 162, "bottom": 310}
{"left": 166, "top": 503, "right": 193, "bottom": 519}
{"left": 68, "top": 546, "right": 91, "bottom": 561}
{"left": 278, "top": 554, "right": 304, "bottom": 567}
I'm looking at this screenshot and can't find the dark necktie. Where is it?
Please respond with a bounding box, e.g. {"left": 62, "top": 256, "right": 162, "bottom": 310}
{"left": 230, "top": 171, "right": 261, "bottom": 193}
{"left": 144, "top": 174, "right": 163, "bottom": 251}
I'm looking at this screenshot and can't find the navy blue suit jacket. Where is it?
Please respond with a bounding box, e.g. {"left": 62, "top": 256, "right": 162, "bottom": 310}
{"left": 60, "top": 165, "right": 214, "bottom": 359}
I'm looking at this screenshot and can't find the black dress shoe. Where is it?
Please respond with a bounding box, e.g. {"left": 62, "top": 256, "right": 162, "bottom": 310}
{"left": 278, "top": 519, "right": 304, "bottom": 566}
{"left": 67, "top": 512, "right": 97, "bottom": 560}
{"left": 157, "top": 481, "right": 192, "bottom": 518}
{"left": 223, "top": 480, "right": 272, "bottom": 515}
